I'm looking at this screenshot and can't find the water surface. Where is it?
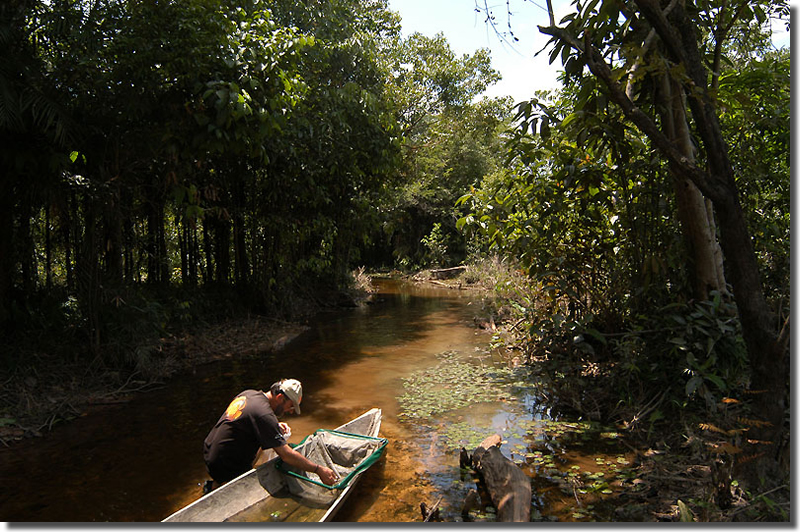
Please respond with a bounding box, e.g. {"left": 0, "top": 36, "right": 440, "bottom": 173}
{"left": 0, "top": 280, "right": 501, "bottom": 521}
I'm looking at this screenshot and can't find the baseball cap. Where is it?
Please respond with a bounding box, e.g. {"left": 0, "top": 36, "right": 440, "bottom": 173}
{"left": 280, "top": 379, "right": 303, "bottom": 414}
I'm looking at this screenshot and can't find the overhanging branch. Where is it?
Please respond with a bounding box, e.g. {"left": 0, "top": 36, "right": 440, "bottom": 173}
{"left": 537, "top": 24, "right": 720, "bottom": 201}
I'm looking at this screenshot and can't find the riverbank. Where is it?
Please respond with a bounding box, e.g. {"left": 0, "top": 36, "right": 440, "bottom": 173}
{"left": 0, "top": 271, "right": 381, "bottom": 447}
{"left": 401, "top": 264, "right": 790, "bottom": 522}
{"left": 1, "top": 274, "right": 508, "bottom": 522}
{"left": 0, "top": 315, "right": 312, "bottom": 446}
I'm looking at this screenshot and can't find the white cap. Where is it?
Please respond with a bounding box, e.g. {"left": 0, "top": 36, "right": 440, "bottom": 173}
{"left": 280, "top": 379, "right": 303, "bottom": 414}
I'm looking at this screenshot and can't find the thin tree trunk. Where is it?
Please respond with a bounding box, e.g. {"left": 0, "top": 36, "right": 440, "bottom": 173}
{"left": 189, "top": 222, "right": 198, "bottom": 285}
{"left": 78, "top": 192, "right": 102, "bottom": 357}
{"left": 0, "top": 180, "right": 13, "bottom": 325}
{"left": 202, "top": 217, "right": 214, "bottom": 284}
{"left": 147, "top": 194, "right": 169, "bottom": 285}
{"left": 147, "top": 197, "right": 159, "bottom": 284}
{"left": 64, "top": 190, "right": 75, "bottom": 290}
{"left": 233, "top": 177, "right": 249, "bottom": 286}
{"left": 19, "top": 197, "right": 36, "bottom": 293}
{"left": 179, "top": 217, "right": 188, "bottom": 284}
{"left": 158, "top": 201, "right": 169, "bottom": 283}
{"left": 45, "top": 201, "right": 52, "bottom": 289}
{"left": 659, "top": 74, "right": 726, "bottom": 300}
{"left": 104, "top": 179, "right": 123, "bottom": 286}
{"left": 234, "top": 213, "right": 248, "bottom": 285}
{"left": 215, "top": 216, "right": 231, "bottom": 284}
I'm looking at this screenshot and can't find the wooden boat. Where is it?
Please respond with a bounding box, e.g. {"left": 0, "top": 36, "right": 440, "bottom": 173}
{"left": 163, "top": 408, "right": 384, "bottom": 522}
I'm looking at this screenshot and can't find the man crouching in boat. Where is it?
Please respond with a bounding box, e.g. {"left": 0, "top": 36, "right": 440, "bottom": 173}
{"left": 202, "top": 379, "right": 338, "bottom": 492}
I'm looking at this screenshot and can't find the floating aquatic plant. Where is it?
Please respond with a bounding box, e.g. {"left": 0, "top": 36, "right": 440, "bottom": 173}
{"left": 397, "top": 351, "right": 517, "bottom": 420}
{"left": 440, "top": 421, "right": 497, "bottom": 451}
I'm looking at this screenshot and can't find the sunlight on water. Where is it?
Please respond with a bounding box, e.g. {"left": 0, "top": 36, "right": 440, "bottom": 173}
{"left": 0, "top": 280, "right": 629, "bottom": 522}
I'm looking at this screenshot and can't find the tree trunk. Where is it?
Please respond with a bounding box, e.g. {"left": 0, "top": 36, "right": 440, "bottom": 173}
{"left": 64, "top": 190, "right": 75, "bottom": 290}
{"left": 146, "top": 197, "right": 159, "bottom": 284}
{"left": 203, "top": 216, "right": 214, "bottom": 284}
{"left": 179, "top": 217, "right": 188, "bottom": 284}
{"left": 214, "top": 216, "right": 231, "bottom": 284}
{"left": 146, "top": 193, "right": 169, "bottom": 285}
{"left": 104, "top": 179, "right": 123, "bottom": 286}
{"left": 234, "top": 212, "right": 248, "bottom": 285}
{"left": 658, "top": 73, "right": 726, "bottom": 300}
{"left": 711, "top": 191, "right": 787, "bottom": 482}
{"left": 648, "top": 0, "right": 787, "bottom": 486}
{"left": 158, "top": 201, "right": 169, "bottom": 283}
{"left": 19, "top": 197, "right": 36, "bottom": 293}
{"left": 0, "top": 179, "right": 13, "bottom": 326}
{"left": 77, "top": 192, "right": 102, "bottom": 356}
{"left": 540, "top": 0, "right": 789, "bottom": 488}
{"left": 45, "top": 201, "right": 52, "bottom": 289}
{"left": 122, "top": 190, "right": 134, "bottom": 284}
{"left": 232, "top": 176, "right": 249, "bottom": 286}
{"left": 189, "top": 222, "right": 198, "bottom": 285}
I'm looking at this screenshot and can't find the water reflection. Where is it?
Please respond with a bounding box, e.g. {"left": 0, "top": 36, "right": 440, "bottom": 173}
{"left": 0, "top": 280, "right": 491, "bottom": 522}
{"left": 0, "top": 279, "right": 637, "bottom": 523}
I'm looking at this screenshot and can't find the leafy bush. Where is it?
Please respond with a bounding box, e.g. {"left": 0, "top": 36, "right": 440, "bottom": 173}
{"left": 420, "top": 223, "right": 448, "bottom": 267}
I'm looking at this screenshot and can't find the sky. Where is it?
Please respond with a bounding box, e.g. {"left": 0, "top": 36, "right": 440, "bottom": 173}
{"left": 386, "top": 0, "right": 793, "bottom": 105}
{"left": 387, "top": 0, "right": 567, "bottom": 103}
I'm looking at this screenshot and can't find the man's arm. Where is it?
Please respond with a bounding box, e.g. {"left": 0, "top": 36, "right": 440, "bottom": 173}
{"left": 273, "top": 443, "right": 338, "bottom": 485}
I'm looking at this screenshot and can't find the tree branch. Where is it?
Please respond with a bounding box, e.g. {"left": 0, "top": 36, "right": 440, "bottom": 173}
{"left": 625, "top": 0, "right": 679, "bottom": 99}
{"left": 776, "top": 315, "right": 790, "bottom": 354}
{"left": 537, "top": 24, "right": 720, "bottom": 201}
{"left": 635, "top": 0, "right": 736, "bottom": 193}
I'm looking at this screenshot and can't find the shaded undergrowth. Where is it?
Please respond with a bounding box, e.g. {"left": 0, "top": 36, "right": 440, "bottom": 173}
{"left": 0, "top": 274, "right": 373, "bottom": 446}
{"left": 402, "top": 263, "right": 790, "bottom": 522}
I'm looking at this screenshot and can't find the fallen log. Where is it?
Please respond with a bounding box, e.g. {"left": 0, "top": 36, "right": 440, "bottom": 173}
{"left": 430, "top": 265, "right": 467, "bottom": 280}
{"left": 465, "top": 434, "right": 531, "bottom": 522}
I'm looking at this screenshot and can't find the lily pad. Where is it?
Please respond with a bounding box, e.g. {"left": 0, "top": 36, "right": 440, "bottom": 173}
{"left": 397, "top": 351, "right": 516, "bottom": 419}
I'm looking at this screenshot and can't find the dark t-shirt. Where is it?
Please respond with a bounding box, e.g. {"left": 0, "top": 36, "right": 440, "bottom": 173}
{"left": 203, "top": 389, "right": 286, "bottom": 482}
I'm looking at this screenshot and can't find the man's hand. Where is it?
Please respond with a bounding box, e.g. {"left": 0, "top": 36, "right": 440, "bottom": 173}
{"left": 316, "top": 465, "right": 339, "bottom": 486}
{"left": 278, "top": 422, "right": 291, "bottom": 438}
{"left": 273, "top": 444, "right": 338, "bottom": 485}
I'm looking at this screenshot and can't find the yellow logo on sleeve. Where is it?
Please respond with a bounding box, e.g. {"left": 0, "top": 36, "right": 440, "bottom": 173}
{"left": 225, "top": 396, "right": 247, "bottom": 421}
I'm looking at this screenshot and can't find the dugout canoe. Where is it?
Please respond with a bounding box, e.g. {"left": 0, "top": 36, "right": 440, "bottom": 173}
{"left": 163, "top": 408, "right": 384, "bottom": 522}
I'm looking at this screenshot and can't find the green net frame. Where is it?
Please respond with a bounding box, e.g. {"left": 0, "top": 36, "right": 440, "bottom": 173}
{"left": 274, "top": 429, "right": 388, "bottom": 490}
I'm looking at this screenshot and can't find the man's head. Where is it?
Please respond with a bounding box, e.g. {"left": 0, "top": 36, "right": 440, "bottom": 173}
{"left": 269, "top": 379, "right": 302, "bottom": 416}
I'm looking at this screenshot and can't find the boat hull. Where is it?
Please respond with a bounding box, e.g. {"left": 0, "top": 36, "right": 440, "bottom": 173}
{"left": 163, "top": 408, "right": 383, "bottom": 522}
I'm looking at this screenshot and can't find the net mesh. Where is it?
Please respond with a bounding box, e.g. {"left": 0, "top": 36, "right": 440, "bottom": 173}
{"left": 275, "top": 429, "right": 387, "bottom": 506}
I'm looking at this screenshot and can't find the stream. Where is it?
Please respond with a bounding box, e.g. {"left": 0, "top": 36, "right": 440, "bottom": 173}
{"left": 0, "top": 279, "right": 631, "bottom": 522}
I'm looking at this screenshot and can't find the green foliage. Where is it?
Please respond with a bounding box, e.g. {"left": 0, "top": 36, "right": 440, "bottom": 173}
{"left": 459, "top": 88, "right": 684, "bottom": 339}
{"left": 717, "top": 49, "right": 790, "bottom": 307}
{"left": 606, "top": 294, "right": 748, "bottom": 416}
{"left": 420, "top": 223, "right": 448, "bottom": 267}
{"left": 374, "top": 31, "right": 510, "bottom": 269}
{"left": 457, "top": 1, "right": 789, "bottom": 441}
{"left": 0, "top": 0, "right": 409, "bottom": 364}
{"left": 667, "top": 294, "right": 748, "bottom": 406}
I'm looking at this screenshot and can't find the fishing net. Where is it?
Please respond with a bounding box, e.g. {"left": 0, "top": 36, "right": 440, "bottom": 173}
{"left": 273, "top": 429, "right": 388, "bottom": 506}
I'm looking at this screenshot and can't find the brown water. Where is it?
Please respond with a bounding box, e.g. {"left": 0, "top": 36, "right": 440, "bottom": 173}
{"left": 0, "top": 279, "right": 631, "bottom": 522}
{"left": 0, "top": 280, "right": 495, "bottom": 521}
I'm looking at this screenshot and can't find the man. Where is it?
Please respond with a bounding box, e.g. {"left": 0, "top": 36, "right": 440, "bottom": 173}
{"left": 203, "top": 379, "right": 338, "bottom": 492}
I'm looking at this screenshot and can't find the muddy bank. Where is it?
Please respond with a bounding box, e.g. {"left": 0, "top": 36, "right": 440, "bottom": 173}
{"left": 0, "top": 315, "right": 311, "bottom": 447}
